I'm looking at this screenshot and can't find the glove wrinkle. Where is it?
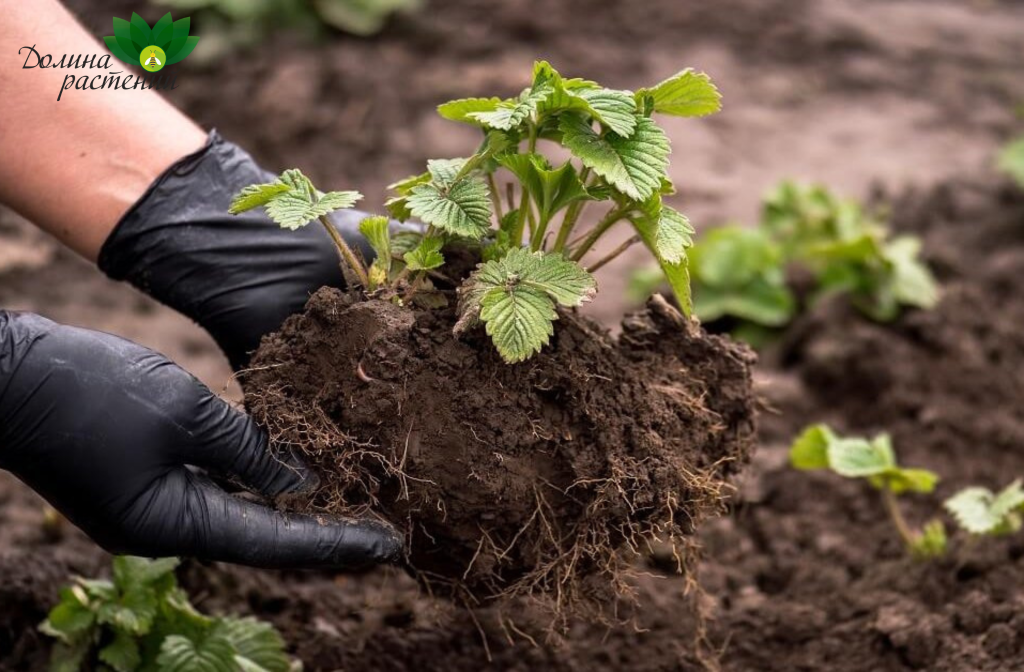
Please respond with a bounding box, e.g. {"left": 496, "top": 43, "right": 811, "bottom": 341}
{"left": 0, "top": 310, "right": 403, "bottom": 570}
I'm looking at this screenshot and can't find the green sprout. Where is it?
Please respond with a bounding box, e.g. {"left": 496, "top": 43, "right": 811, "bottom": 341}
{"left": 233, "top": 61, "right": 722, "bottom": 363}
{"left": 103, "top": 13, "right": 199, "bottom": 67}
{"left": 631, "top": 181, "right": 939, "bottom": 344}
{"left": 40, "top": 556, "right": 295, "bottom": 672}
{"left": 998, "top": 137, "right": 1024, "bottom": 188}
{"left": 945, "top": 480, "right": 1024, "bottom": 537}
{"left": 763, "top": 182, "right": 939, "bottom": 322}
{"left": 789, "top": 424, "right": 945, "bottom": 559}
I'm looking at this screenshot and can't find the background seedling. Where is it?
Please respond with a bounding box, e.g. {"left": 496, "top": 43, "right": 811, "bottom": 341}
{"left": 632, "top": 181, "right": 939, "bottom": 344}
{"left": 234, "top": 61, "right": 723, "bottom": 363}
{"left": 998, "top": 137, "right": 1024, "bottom": 188}
{"left": 40, "top": 556, "right": 295, "bottom": 672}
{"left": 944, "top": 480, "right": 1024, "bottom": 537}
{"left": 789, "top": 423, "right": 945, "bottom": 558}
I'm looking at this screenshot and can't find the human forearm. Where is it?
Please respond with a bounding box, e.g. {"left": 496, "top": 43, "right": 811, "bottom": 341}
{"left": 0, "top": 0, "right": 205, "bottom": 261}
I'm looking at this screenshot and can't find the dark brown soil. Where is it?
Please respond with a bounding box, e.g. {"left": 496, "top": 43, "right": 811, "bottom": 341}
{"left": 5, "top": 0, "right": 1024, "bottom": 670}
{"left": 244, "top": 287, "right": 756, "bottom": 614}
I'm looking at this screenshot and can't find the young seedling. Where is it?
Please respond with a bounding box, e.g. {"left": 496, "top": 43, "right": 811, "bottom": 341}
{"left": 233, "top": 61, "right": 723, "bottom": 363}
{"left": 631, "top": 181, "right": 939, "bottom": 345}
{"left": 998, "top": 136, "right": 1024, "bottom": 188}
{"left": 944, "top": 479, "right": 1024, "bottom": 536}
{"left": 40, "top": 556, "right": 295, "bottom": 672}
{"left": 763, "top": 181, "right": 939, "bottom": 322}
{"left": 789, "top": 423, "right": 946, "bottom": 558}
{"left": 684, "top": 225, "right": 794, "bottom": 346}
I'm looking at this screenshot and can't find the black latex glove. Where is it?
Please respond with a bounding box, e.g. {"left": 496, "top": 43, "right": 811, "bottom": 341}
{"left": 0, "top": 310, "right": 402, "bottom": 569}
{"left": 99, "top": 130, "right": 380, "bottom": 371}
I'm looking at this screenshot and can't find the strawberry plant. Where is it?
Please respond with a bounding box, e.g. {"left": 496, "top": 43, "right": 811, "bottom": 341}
{"left": 233, "top": 61, "right": 722, "bottom": 363}
{"left": 945, "top": 480, "right": 1024, "bottom": 536}
{"left": 789, "top": 424, "right": 946, "bottom": 558}
{"left": 763, "top": 181, "right": 939, "bottom": 321}
{"left": 40, "top": 556, "right": 294, "bottom": 672}
{"left": 632, "top": 181, "right": 938, "bottom": 343}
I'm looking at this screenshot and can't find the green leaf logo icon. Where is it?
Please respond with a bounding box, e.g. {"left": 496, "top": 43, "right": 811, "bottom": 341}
{"left": 103, "top": 13, "right": 198, "bottom": 68}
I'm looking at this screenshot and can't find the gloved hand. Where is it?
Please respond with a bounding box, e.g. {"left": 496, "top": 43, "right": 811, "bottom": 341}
{"left": 98, "top": 130, "right": 380, "bottom": 370}
{"left": 0, "top": 310, "right": 402, "bottom": 569}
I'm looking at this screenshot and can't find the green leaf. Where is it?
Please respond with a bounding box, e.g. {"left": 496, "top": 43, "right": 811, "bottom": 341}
{"left": 827, "top": 436, "right": 895, "bottom": 478}
{"left": 385, "top": 196, "right": 412, "bottom": 222}
{"left": 40, "top": 587, "right": 96, "bottom": 643}
{"left": 316, "top": 191, "right": 363, "bottom": 213}
{"left": 230, "top": 170, "right": 362, "bottom": 231}
{"left": 216, "top": 618, "right": 291, "bottom": 672}
{"left": 48, "top": 639, "right": 92, "bottom": 672}
{"left": 404, "top": 236, "right": 445, "bottom": 271}
{"left": 884, "top": 237, "right": 939, "bottom": 310}
{"left": 630, "top": 202, "right": 694, "bottom": 316}
{"left": 560, "top": 114, "right": 670, "bottom": 201}
{"left": 496, "top": 154, "right": 590, "bottom": 225}
{"left": 945, "top": 480, "right": 1024, "bottom": 535}
{"left": 695, "top": 281, "right": 795, "bottom": 327}
{"left": 424, "top": 158, "right": 470, "bottom": 188}
{"left": 456, "top": 248, "right": 596, "bottom": 362}
{"left": 97, "top": 588, "right": 158, "bottom": 636}
{"left": 407, "top": 177, "right": 492, "bottom": 239}
{"left": 998, "top": 136, "right": 1024, "bottom": 187}
{"left": 438, "top": 97, "right": 503, "bottom": 126}
{"left": 469, "top": 84, "right": 553, "bottom": 131}
{"left": 632, "top": 203, "right": 693, "bottom": 264}
{"left": 99, "top": 630, "right": 141, "bottom": 672}
{"left": 387, "top": 171, "right": 431, "bottom": 195}
{"left": 228, "top": 183, "right": 293, "bottom": 214}
{"left": 635, "top": 69, "right": 722, "bottom": 117}
{"left": 789, "top": 424, "right": 835, "bottom": 470}
{"left": 884, "top": 467, "right": 940, "bottom": 495}
{"left": 911, "top": 519, "right": 948, "bottom": 559}
{"left": 573, "top": 88, "right": 638, "bottom": 137}
{"left": 359, "top": 216, "right": 392, "bottom": 287}
{"left": 480, "top": 285, "right": 557, "bottom": 363}
{"left": 156, "top": 633, "right": 237, "bottom": 672}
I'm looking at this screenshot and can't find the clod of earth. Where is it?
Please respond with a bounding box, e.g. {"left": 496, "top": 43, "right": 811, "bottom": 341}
{"left": 244, "top": 282, "right": 756, "bottom": 618}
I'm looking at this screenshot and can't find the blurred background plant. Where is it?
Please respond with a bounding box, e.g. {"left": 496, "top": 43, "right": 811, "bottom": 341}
{"left": 630, "top": 181, "right": 939, "bottom": 348}
{"left": 154, "top": 0, "right": 422, "bottom": 61}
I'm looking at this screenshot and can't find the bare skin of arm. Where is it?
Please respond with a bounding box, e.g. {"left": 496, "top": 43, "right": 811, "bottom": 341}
{"left": 0, "top": 0, "right": 206, "bottom": 261}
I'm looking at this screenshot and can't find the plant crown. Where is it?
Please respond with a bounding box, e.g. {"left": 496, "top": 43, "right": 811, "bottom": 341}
{"left": 40, "top": 556, "right": 294, "bottom": 672}
{"left": 232, "top": 61, "right": 722, "bottom": 363}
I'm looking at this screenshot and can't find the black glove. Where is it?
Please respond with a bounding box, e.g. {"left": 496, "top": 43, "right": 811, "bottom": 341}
{"left": 98, "top": 130, "right": 379, "bottom": 371}
{"left": 0, "top": 310, "right": 402, "bottom": 569}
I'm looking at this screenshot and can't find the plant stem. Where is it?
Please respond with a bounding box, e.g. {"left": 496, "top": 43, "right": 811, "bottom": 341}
{"left": 318, "top": 215, "right": 369, "bottom": 289}
{"left": 881, "top": 488, "right": 917, "bottom": 553}
{"left": 586, "top": 235, "right": 641, "bottom": 273}
{"left": 570, "top": 206, "right": 628, "bottom": 262}
{"left": 487, "top": 173, "right": 504, "bottom": 222}
{"left": 552, "top": 168, "right": 594, "bottom": 253}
